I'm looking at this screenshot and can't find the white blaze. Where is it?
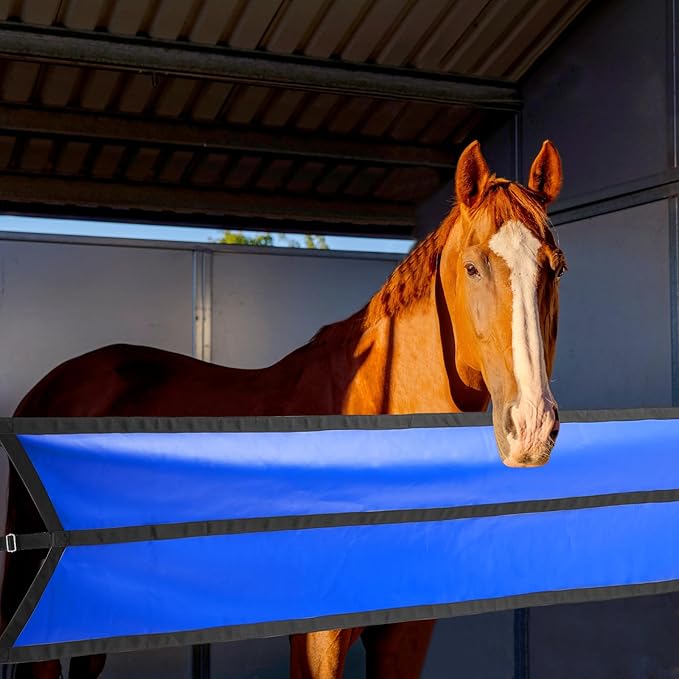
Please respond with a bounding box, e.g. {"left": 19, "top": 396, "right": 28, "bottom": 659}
{"left": 489, "top": 219, "right": 555, "bottom": 457}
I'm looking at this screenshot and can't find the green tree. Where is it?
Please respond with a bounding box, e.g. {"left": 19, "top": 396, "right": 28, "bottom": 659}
{"left": 217, "top": 231, "right": 329, "bottom": 249}
{"left": 219, "top": 231, "right": 274, "bottom": 246}
{"left": 304, "top": 234, "right": 329, "bottom": 250}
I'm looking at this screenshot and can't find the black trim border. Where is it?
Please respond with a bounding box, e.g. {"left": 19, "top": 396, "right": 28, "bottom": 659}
{"left": 6, "top": 577, "right": 679, "bottom": 663}
{"left": 0, "top": 436, "right": 66, "bottom": 662}
{"left": 0, "top": 437, "right": 62, "bottom": 532}
{"left": 3, "top": 406, "right": 679, "bottom": 435}
{"left": 5, "top": 488, "right": 679, "bottom": 551}
{"left": 0, "top": 544, "right": 65, "bottom": 662}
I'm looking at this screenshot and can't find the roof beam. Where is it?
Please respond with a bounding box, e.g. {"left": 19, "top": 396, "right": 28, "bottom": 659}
{"left": 0, "top": 104, "right": 455, "bottom": 170}
{"left": 0, "top": 173, "right": 416, "bottom": 235}
{"left": 0, "top": 23, "right": 521, "bottom": 112}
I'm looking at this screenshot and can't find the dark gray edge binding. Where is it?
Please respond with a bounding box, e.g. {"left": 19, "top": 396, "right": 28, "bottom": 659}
{"left": 61, "top": 488, "right": 679, "bottom": 546}
{"left": 3, "top": 407, "right": 679, "bottom": 434}
{"left": 558, "top": 408, "right": 679, "bottom": 423}
{"left": 6, "top": 577, "right": 679, "bottom": 663}
{"left": 2, "top": 413, "right": 492, "bottom": 434}
{"left": 5, "top": 490, "right": 679, "bottom": 551}
{"left": 0, "top": 544, "right": 65, "bottom": 661}
{"left": 6, "top": 489, "right": 679, "bottom": 551}
{"left": 0, "top": 436, "right": 65, "bottom": 658}
{"left": 0, "top": 436, "right": 62, "bottom": 532}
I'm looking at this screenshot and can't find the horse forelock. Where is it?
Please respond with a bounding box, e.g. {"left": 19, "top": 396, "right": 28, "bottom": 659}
{"left": 471, "top": 178, "right": 550, "bottom": 240}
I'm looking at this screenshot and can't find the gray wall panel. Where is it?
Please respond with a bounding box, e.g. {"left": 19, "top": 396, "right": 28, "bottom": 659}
{"left": 102, "top": 647, "right": 192, "bottom": 679}
{"left": 0, "top": 239, "right": 194, "bottom": 416}
{"left": 480, "top": 116, "right": 516, "bottom": 182}
{"left": 422, "top": 613, "right": 514, "bottom": 679}
{"left": 415, "top": 179, "right": 454, "bottom": 241}
{"left": 211, "top": 251, "right": 400, "bottom": 368}
{"left": 415, "top": 118, "right": 516, "bottom": 239}
{"left": 210, "top": 636, "right": 365, "bottom": 679}
{"left": 531, "top": 595, "right": 679, "bottom": 679}
{"left": 521, "top": 0, "right": 670, "bottom": 204}
{"left": 552, "top": 200, "right": 672, "bottom": 409}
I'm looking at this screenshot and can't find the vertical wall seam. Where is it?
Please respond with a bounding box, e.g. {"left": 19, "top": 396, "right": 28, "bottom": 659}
{"left": 192, "top": 250, "right": 204, "bottom": 361}
{"left": 670, "top": 197, "right": 679, "bottom": 406}
{"left": 191, "top": 250, "right": 211, "bottom": 672}
{"left": 202, "top": 250, "right": 213, "bottom": 364}
{"left": 192, "top": 642, "right": 211, "bottom": 679}
{"left": 670, "top": 0, "right": 679, "bottom": 406}
{"left": 671, "top": 0, "right": 678, "bottom": 168}
{"left": 513, "top": 112, "right": 523, "bottom": 183}
{"left": 513, "top": 608, "right": 530, "bottom": 679}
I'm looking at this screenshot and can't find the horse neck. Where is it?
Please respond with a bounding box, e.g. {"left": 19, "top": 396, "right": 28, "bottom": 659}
{"left": 262, "top": 295, "right": 446, "bottom": 416}
{"left": 343, "top": 292, "right": 454, "bottom": 414}
{"left": 320, "top": 263, "right": 487, "bottom": 416}
{"left": 269, "top": 216, "right": 489, "bottom": 416}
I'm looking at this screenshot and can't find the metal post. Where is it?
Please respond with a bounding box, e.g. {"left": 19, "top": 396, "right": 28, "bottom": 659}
{"left": 191, "top": 250, "right": 212, "bottom": 677}
{"left": 192, "top": 643, "right": 211, "bottom": 679}
{"left": 670, "top": 197, "right": 679, "bottom": 406}
{"left": 513, "top": 608, "right": 530, "bottom": 679}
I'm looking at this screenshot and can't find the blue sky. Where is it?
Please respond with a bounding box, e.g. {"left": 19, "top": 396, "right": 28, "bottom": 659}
{"left": 0, "top": 216, "right": 414, "bottom": 254}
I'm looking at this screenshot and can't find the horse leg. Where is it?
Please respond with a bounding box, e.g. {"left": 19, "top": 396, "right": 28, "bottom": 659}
{"left": 290, "top": 628, "right": 363, "bottom": 679}
{"left": 361, "top": 620, "right": 435, "bottom": 679}
{"left": 69, "top": 654, "right": 106, "bottom": 678}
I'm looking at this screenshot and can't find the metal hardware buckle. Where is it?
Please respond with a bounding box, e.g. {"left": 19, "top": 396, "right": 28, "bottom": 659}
{"left": 5, "top": 534, "right": 16, "bottom": 553}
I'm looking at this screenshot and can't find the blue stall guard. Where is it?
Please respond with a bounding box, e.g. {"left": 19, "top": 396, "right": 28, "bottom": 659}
{"left": 0, "top": 411, "right": 678, "bottom": 662}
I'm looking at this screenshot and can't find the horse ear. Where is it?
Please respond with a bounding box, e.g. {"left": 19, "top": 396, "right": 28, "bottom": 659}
{"left": 528, "top": 140, "right": 562, "bottom": 205}
{"left": 455, "top": 140, "right": 490, "bottom": 208}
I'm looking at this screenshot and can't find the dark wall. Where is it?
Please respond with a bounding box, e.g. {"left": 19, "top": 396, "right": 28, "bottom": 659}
{"left": 521, "top": 0, "right": 671, "bottom": 205}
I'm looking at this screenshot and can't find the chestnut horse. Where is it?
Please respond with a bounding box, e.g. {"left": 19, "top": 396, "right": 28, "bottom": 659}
{"left": 3, "top": 139, "right": 565, "bottom": 679}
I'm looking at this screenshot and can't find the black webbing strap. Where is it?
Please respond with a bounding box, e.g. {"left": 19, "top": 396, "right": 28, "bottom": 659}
{"left": 0, "top": 532, "right": 51, "bottom": 553}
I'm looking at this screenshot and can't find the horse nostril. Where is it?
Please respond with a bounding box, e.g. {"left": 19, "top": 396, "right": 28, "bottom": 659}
{"left": 503, "top": 407, "right": 516, "bottom": 437}
{"left": 550, "top": 415, "right": 560, "bottom": 442}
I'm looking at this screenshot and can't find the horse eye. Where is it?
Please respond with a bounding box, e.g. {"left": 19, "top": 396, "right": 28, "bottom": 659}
{"left": 464, "top": 262, "right": 480, "bottom": 278}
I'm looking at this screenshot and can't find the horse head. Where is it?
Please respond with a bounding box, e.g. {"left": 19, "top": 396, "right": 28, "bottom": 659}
{"left": 439, "top": 140, "right": 566, "bottom": 467}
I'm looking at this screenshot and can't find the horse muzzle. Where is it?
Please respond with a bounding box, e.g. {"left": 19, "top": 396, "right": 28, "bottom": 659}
{"left": 494, "top": 398, "right": 560, "bottom": 468}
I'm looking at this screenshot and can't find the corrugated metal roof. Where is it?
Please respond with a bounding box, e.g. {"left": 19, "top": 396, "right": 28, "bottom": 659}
{"left": 0, "top": 0, "right": 591, "bottom": 236}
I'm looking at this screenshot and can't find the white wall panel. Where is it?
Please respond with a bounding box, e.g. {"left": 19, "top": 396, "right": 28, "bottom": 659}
{"left": 0, "top": 237, "right": 194, "bottom": 416}
{"left": 211, "top": 250, "right": 400, "bottom": 368}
